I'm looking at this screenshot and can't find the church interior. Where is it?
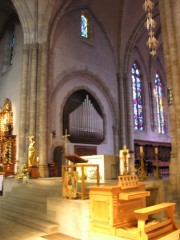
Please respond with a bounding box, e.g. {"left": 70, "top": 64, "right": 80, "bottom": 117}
{"left": 0, "top": 0, "right": 180, "bottom": 239}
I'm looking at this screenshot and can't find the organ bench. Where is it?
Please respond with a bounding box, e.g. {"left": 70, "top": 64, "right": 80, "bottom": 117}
{"left": 134, "top": 202, "right": 178, "bottom": 240}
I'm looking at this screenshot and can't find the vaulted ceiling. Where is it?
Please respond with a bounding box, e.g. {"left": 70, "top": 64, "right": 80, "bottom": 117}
{"left": 0, "top": 0, "right": 162, "bottom": 62}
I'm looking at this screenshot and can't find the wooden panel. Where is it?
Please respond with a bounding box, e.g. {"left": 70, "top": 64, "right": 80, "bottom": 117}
{"left": 74, "top": 145, "right": 97, "bottom": 156}
{"left": 91, "top": 197, "right": 110, "bottom": 223}
{"left": 117, "top": 198, "right": 145, "bottom": 224}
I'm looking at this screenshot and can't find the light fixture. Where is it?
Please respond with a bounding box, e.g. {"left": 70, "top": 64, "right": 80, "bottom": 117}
{"left": 143, "top": 0, "right": 158, "bottom": 56}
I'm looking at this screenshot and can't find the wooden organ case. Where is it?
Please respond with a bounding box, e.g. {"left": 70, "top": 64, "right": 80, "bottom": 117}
{"left": 88, "top": 175, "right": 178, "bottom": 239}
{"left": 0, "top": 98, "right": 16, "bottom": 176}
{"left": 88, "top": 175, "right": 150, "bottom": 235}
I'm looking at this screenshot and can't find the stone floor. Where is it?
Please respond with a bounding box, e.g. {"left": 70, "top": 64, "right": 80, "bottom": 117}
{"left": 0, "top": 216, "right": 128, "bottom": 240}
{"left": 0, "top": 217, "right": 79, "bottom": 240}
{"left": 41, "top": 233, "right": 80, "bottom": 240}
{"left": 0, "top": 214, "right": 180, "bottom": 240}
{"left": 0, "top": 217, "right": 44, "bottom": 240}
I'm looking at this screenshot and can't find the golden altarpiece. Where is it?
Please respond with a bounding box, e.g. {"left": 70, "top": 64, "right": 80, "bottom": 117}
{"left": 0, "top": 98, "right": 16, "bottom": 176}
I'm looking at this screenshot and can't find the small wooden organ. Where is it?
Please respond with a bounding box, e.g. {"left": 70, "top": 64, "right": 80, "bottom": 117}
{"left": 0, "top": 98, "right": 16, "bottom": 176}
{"left": 88, "top": 175, "right": 178, "bottom": 239}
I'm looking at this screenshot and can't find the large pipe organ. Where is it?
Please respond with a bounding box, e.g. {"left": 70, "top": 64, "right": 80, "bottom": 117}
{"left": 69, "top": 95, "right": 104, "bottom": 144}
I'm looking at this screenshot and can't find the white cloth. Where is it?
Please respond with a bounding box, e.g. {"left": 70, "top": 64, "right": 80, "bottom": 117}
{"left": 0, "top": 175, "right": 3, "bottom": 191}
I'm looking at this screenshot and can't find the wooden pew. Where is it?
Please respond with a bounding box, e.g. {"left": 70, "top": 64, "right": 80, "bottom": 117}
{"left": 134, "top": 202, "right": 178, "bottom": 240}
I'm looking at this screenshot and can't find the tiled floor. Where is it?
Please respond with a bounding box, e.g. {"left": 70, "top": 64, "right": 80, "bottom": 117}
{"left": 0, "top": 216, "right": 126, "bottom": 240}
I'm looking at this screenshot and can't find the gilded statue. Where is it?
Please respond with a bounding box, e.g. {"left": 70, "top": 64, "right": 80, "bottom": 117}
{"left": 2, "top": 142, "right": 11, "bottom": 164}
{"left": 28, "top": 136, "right": 37, "bottom": 167}
{"left": 2, "top": 98, "right": 13, "bottom": 133}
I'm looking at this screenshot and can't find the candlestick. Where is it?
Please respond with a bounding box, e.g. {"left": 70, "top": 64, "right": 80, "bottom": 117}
{"left": 137, "top": 146, "right": 147, "bottom": 181}
{"left": 119, "top": 145, "right": 129, "bottom": 175}
{"left": 62, "top": 129, "right": 70, "bottom": 165}
{"left": 155, "top": 147, "right": 158, "bottom": 154}
{"left": 140, "top": 146, "right": 143, "bottom": 155}
{"left": 154, "top": 147, "right": 161, "bottom": 180}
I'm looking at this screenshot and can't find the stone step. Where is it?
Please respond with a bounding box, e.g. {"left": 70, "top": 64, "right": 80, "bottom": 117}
{"left": 2, "top": 189, "right": 60, "bottom": 208}
{"left": 2, "top": 183, "right": 61, "bottom": 203}
{"left": 0, "top": 195, "right": 47, "bottom": 211}
{"left": 9, "top": 182, "right": 62, "bottom": 193}
{"left": 0, "top": 200, "right": 49, "bottom": 220}
{"left": 5, "top": 190, "right": 52, "bottom": 202}
{"left": 0, "top": 207, "right": 59, "bottom": 233}
{"left": 0, "top": 178, "right": 61, "bottom": 234}
{"left": 3, "top": 178, "right": 62, "bottom": 194}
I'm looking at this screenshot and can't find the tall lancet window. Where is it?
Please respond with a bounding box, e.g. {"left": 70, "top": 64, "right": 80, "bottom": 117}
{"left": 10, "top": 33, "right": 15, "bottom": 65}
{"left": 81, "top": 11, "right": 89, "bottom": 39}
{"left": 154, "top": 74, "right": 165, "bottom": 134}
{"left": 0, "top": 18, "right": 16, "bottom": 72}
{"left": 131, "top": 62, "right": 144, "bottom": 131}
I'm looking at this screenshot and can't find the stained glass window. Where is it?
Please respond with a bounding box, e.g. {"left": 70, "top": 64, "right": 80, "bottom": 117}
{"left": 131, "top": 62, "right": 144, "bottom": 131}
{"left": 154, "top": 74, "right": 165, "bottom": 134}
{"left": 81, "top": 13, "right": 89, "bottom": 38}
{"left": 10, "top": 33, "right": 15, "bottom": 65}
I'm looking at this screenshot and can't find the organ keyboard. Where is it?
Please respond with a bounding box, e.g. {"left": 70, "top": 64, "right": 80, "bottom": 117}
{"left": 118, "top": 175, "right": 150, "bottom": 200}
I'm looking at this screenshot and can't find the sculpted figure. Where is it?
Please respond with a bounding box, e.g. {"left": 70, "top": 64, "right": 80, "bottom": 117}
{"left": 3, "top": 98, "right": 13, "bottom": 133}
{"left": 28, "top": 136, "right": 36, "bottom": 167}
{"left": 2, "top": 142, "right": 11, "bottom": 164}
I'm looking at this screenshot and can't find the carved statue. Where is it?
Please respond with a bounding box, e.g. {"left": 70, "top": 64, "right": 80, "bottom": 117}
{"left": 2, "top": 98, "right": 13, "bottom": 133}
{"left": 2, "top": 142, "right": 11, "bottom": 164}
{"left": 28, "top": 136, "right": 37, "bottom": 167}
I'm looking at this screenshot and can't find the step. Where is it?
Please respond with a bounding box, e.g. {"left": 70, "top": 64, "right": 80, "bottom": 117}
{"left": 0, "top": 178, "right": 61, "bottom": 234}
{"left": 5, "top": 191, "right": 50, "bottom": 203}
{"left": 0, "top": 201, "right": 49, "bottom": 221}
{"left": 0, "top": 207, "right": 59, "bottom": 233}
{"left": 0, "top": 196, "right": 47, "bottom": 212}
{"left": 7, "top": 183, "right": 62, "bottom": 194}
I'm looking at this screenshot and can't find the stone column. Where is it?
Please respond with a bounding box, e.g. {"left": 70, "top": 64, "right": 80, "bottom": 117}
{"left": 173, "top": 0, "right": 180, "bottom": 181}
{"left": 124, "top": 72, "right": 134, "bottom": 170}
{"left": 112, "top": 125, "right": 119, "bottom": 155}
{"left": 117, "top": 73, "right": 126, "bottom": 148}
{"left": 159, "top": 0, "right": 180, "bottom": 195}
{"left": 124, "top": 73, "right": 134, "bottom": 151}
{"left": 18, "top": 45, "right": 29, "bottom": 166}
{"left": 173, "top": 0, "right": 180, "bottom": 61}
{"left": 38, "top": 42, "right": 49, "bottom": 177}
{"left": 29, "top": 43, "right": 38, "bottom": 136}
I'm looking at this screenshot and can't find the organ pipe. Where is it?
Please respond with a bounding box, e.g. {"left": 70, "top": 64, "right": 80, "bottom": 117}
{"left": 69, "top": 95, "right": 103, "bottom": 140}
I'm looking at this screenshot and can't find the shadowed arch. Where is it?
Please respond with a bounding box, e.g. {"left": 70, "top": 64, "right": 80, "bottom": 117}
{"left": 53, "top": 145, "right": 64, "bottom": 177}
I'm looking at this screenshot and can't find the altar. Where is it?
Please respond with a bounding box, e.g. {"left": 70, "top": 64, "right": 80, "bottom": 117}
{"left": 81, "top": 155, "right": 119, "bottom": 180}
{"left": 0, "top": 173, "right": 4, "bottom": 192}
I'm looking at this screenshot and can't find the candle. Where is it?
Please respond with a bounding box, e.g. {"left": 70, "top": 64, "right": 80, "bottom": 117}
{"left": 155, "top": 147, "right": 158, "bottom": 154}
{"left": 140, "top": 146, "right": 143, "bottom": 155}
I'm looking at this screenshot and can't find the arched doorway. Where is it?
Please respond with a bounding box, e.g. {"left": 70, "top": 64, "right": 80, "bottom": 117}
{"left": 53, "top": 145, "right": 64, "bottom": 177}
